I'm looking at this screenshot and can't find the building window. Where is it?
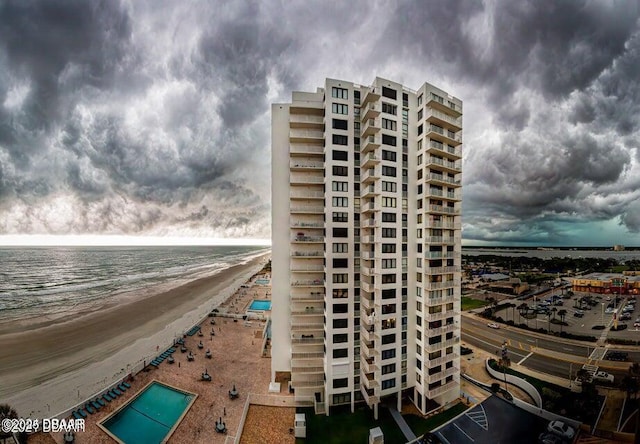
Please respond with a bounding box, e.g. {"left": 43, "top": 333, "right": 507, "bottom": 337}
{"left": 382, "top": 150, "right": 397, "bottom": 162}
{"left": 382, "top": 243, "right": 396, "bottom": 253}
{"left": 332, "top": 181, "right": 348, "bottom": 192}
{"left": 333, "top": 318, "right": 348, "bottom": 329}
{"left": 382, "top": 212, "right": 396, "bottom": 222}
{"left": 332, "top": 103, "right": 348, "bottom": 115}
{"left": 333, "top": 274, "right": 349, "bottom": 284}
{"left": 333, "top": 227, "right": 348, "bottom": 237}
{"left": 382, "top": 118, "right": 397, "bottom": 131}
{"left": 382, "top": 86, "right": 397, "bottom": 100}
{"left": 333, "top": 212, "right": 348, "bottom": 222}
{"left": 332, "top": 150, "right": 348, "bottom": 162}
{"left": 382, "top": 363, "right": 396, "bottom": 375}
{"left": 332, "top": 87, "right": 348, "bottom": 99}
{"left": 333, "top": 348, "right": 348, "bottom": 358}
{"left": 382, "top": 166, "right": 397, "bottom": 177}
{"left": 333, "top": 333, "right": 349, "bottom": 343}
{"left": 333, "top": 303, "right": 349, "bottom": 313}
{"left": 382, "top": 102, "right": 397, "bottom": 115}
{"left": 333, "top": 393, "right": 351, "bottom": 405}
{"left": 382, "top": 274, "right": 396, "bottom": 284}
{"left": 417, "top": 109, "right": 423, "bottom": 120}
{"left": 382, "top": 334, "right": 396, "bottom": 344}
{"left": 418, "top": 124, "right": 423, "bottom": 135}
{"left": 382, "top": 378, "right": 396, "bottom": 389}
{"left": 382, "top": 349, "right": 396, "bottom": 360}
{"left": 332, "top": 134, "right": 348, "bottom": 146}
{"left": 382, "top": 197, "right": 396, "bottom": 208}
{"left": 333, "top": 258, "right": 348, "bottom": 268}
{"left": 333, "top": 243, "right": 348, "bottom": 253}
{"left": 332, "top": 165, "right": 348, "bottom": 176}
{"left": 382, "top": 134, "right": 397, "bottom": 146}
{"left": 381, "top": 258, "right": 396, "bottom": 269}
{"left": 332, "top": 197, "right": 348, "bottom": 207}
{"left": 382, "top": 228, "right": 397, "bottom": 238}
{"left": 382, "top": 181, "right": 397, "bottom": 192}
{"left": 333, "top": 377, "right": 349, "bottom": 388}
{"left": 332, "top": 118, "right": 348, "bottom": 130}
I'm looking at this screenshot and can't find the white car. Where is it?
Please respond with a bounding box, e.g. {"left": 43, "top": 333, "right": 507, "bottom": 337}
{"left": 547, "top": 420, "right": 576, "bottom": 440}
{"left": 487, "top": 323, "right": 500, "bottom": 329}
{"left": 593, "top": 371, "right": 614, "bottom": 383}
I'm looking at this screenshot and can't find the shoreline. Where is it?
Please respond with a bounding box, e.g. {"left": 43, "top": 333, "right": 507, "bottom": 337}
{"left": 0, "top": 252, "right": 270, "bottom": 417}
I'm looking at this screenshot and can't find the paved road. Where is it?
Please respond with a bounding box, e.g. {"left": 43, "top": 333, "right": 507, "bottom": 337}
{"left": 461, "top": 315, "right": 634, "bottom": 382}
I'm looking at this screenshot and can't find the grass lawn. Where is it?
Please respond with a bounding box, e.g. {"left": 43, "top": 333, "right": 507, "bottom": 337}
{"left": 403, "top": 402, "right": 468, "bottom": 437}
{"left": 461, "top": 296, "right": 490, "bottom": 311}
{"left": 295, "top": 405, "right": 406, "bottom": 444}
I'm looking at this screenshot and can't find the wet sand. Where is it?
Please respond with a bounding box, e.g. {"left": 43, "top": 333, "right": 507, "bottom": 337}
{"left": 0, "top": 253, "right": 270, "bottom": 417}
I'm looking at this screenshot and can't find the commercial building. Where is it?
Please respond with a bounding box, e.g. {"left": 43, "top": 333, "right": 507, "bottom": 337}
{"left": 271, "top": 77, "right": 462, "bottom": 417}
{"left": 572, "top": 273, "right": 640, "bottom": 295}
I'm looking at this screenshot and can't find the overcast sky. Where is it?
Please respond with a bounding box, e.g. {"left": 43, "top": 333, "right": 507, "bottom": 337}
{"left": 1, "top": 0, "right": 640, "bottom": 246}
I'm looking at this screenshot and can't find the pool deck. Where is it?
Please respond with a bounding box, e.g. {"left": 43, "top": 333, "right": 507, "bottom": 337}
{"left": 32, "top": 271, "right": 295, "bottom": 444}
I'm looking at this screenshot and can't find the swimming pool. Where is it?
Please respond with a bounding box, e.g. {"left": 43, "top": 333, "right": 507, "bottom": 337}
{"left": 255, "top": 278, "right": 270, "bottom": 285}
{"left": 99, "top": 381, "right": 197, "bottom": 444}
{"left": 248, "top": 299, "right": 272, "bottom": 311}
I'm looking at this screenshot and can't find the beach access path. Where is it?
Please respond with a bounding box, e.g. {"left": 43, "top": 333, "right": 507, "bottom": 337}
{"left": 0, "top": 252, "right": 270, "bottom": 419}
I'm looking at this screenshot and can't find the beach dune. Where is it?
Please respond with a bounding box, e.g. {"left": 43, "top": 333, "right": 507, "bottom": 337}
{"left": 0, "top": 253, "right": 270, "bottom": 418}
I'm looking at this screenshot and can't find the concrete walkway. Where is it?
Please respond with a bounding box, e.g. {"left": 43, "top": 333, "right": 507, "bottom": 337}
{"left": 389, "top": 407, "right": 417, "bottom": 442}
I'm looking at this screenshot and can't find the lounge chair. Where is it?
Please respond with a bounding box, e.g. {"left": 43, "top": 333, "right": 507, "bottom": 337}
{"left": 168, "top": 356, "right": 175, "bottom": 364}
{"left": 109, "top": 390, "right": 119, "bottom": 398}
{"left": 118, "top": 384, "right": 127, "bottom": 391}
{"left": 187, "top": 353, "right": 194, "bottom": 362}
{"left": 96, "top": 398, "right": 106, "bottom": 407}
{"left": 180, "top": 346, "right": 187, "bottom": 353}
{"left": 103, "top": 394, "right": 112, "bottom": 402}
{"left": 77, "top": 409, "right": 87, "bottom": 418}
{"left": 113, "top": 388, "right": 123, "bottom": 396}
{"left": 91, "top": 401, "right": 101, "bottom": 410}
{"left": 72, "top": 411, "right": 82, "bottom": 420}
{"left": 122, "top": 382, "right": 131, "bottom": 388}
{"left": 85, "top": 404, "right": 95, "bottom": 414}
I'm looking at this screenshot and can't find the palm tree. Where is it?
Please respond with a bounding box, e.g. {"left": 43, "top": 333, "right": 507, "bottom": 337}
{"left": 558, "top": 309, "right": 567, "bottom": 334}
{"left": 518, "top": 303, "right": 529, "bottom": 326}
{"left": 0, "top": 403, "right": 18, "bottom": 442}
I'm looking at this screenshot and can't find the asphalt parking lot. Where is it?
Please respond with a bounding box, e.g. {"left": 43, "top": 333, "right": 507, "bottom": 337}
{"left": 435, "top": 395, "right": 548, "bottom": 444}
{"left": 496, "top": 292, "right": 640, "bottom": 341}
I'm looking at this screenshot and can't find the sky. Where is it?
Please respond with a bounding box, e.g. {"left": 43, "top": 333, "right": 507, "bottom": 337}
{"left": 1, "top": 1, "right": 640, "bottom": 247}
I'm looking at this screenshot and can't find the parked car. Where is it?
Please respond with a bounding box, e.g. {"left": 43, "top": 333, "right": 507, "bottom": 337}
{"left": 573, "top": 310, "right": 584, "bottom": 318}
{"left": 634, "top": 321, "right": 640, "bottom": 328}
{"left": 592, "top": 371, "right": 614, "bottom": 383}
{"left": 538, "top": 432, "right": 565, "bottom": 444}
{"left": 461, "top": 346, "right": 473, "bottom": 355}
{"left": 620, "top": 313, "right": 632, "bottom": 321}
{"left": 547, "top": 420, "right": 576, "bottom": 440}
{"left": 605, "top": 351, "right": 628, "bottom": 361}
{"left": 487, "top": 323, "right": 500, "bottom": 329}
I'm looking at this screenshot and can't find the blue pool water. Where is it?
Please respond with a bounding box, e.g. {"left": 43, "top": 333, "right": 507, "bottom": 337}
{"left": 248, "top": 299, "right": 271, "bottom": 311}
{"left": 255, "top": 278, "right": 270, "bottom": 285}
{"left": 101, "top": 382, "right": 195, "bottom": 444}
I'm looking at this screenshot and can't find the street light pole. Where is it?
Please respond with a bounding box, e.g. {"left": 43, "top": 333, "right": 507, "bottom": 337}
{"left": 601, "top": 302, "right": 605, "bottom": 326}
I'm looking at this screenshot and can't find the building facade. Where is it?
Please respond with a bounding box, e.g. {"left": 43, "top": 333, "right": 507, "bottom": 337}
{"left": 271, "top": 77, "right": 462, "bottom": 417}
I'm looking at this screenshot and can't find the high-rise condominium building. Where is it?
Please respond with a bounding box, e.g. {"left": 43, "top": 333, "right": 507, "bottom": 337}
{"left": 271, "top": 77, "right": 462, "bottom": 417}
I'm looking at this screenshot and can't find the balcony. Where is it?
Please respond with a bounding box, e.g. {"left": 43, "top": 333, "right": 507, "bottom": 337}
{"left": 290, "top": 144, "right": 324, "bottom": 156}
{"left": 361, "top": 200, "right": 378, "bottom": 214}
{"left": 290, "top": 174, "right": 324, "bottom": 185}
{"left": 291, "top": 279, "right": 325, "bottom": 288}
{"left": 425, "top": 294, "right": 457, "bottom": 306}
{"left": 292, "top": 379, "right": 325, "bottom": 389}
{"left": 290, "top": 321, "right": 324, "bottom": 330}
{"left": 425, "top": 380, "right": 459, "bottom": 399}
{"left": 424, "top": 336, "right": 460, "bottom": 353}
{"left": 361, "top": 280, "right": 374, "bottom": 293}
{"left": 427, "top": 93, "right": 462, "bottom": 117}
{"left": 426, "top": 173, "right": 461, "bottom": 187}
{"left": 423, "top": 280, "right": 460, "bottom": 291}
{"left": 361, "top": 102, "right": 381, "bottom": 121}
{"left": 361, "top": 165, "right": 381, "bottom": 183}
{"left": 361, "top": 358, "right": 378, "bottom": 374}
{"left": 291, "top": 336, "right": 324, "bottom": 345}
{"left": 425, "top": 353, "right": 458, "bottom": 368}
{"left": 360, "top": 339, "right": 379, "bottom": 359}
{"left": 360, "top": 295, "right": 374, "bottom": 310}
{"left": 361, "top": 86, "right": 381, "bottom": 105}
{"left": 425, "top": 236, "right": 458, "bottom": 245}
{"left": 425, "top": 366, "right": 459, "bottom": 384}
{"left": 424, "top": 251, "right": 456, "bottom": 260}
{"left": 424, "top": 309, "right": 460, "bottom": 322}
{"left": 290, "top": 161, "right": 324, "bottom": 172}
{"left": 362, "top": 118, "right": 381, "bottom": 137}
{"left": 361, "top": 218, "right": 379, "bottom": 229}
{"left": 426, "top": 124, "right": 462, "bottom": 146}
{"left": 360, "top": 152, "right": 381, "bottom": 169}
{"left": 428, "top": 205, "right": 460, "bottom": 215}
{"left": 427, "top": 140, "right": 462, "bottom": 160}
{"left": 290, "top": 190, "right": 324, "bottom": 200}
{"left": 291, "top": 366, "right": 324, "bottom": 374}
{"left": 361, "top": 250, "right": 376, "bottom": 260}
{"left": 424, "top": 221, "right": 461, "bottom": 230}
{"left": 291, "top": 205, "right": 324, "bottom": 214}
{"left": 291, "top": 291, "right": 325, "bottom": 301}
{"left": 426, "top": 157, "right": 461, "bottom": 174}
{"left": 289, "top": 113, "right": 324, "bottom": 128}
{"left": 292, "top": 235, "right": 324, "bottom": 243}
{"left": 424, "top": 323, "right": 458, "bottom": 337}
{"left": 360, "top": 388, "right": 379, "bottom": 406}
{"left": 291, "top": 250, "right": 324, "bottom": 258}
{"left": 360, "top": 183, "right": 380, "bottom": 198}
{"left": 289, "top": 129, "right": 324, "bottom": 144}
{"left": 360, "top": 326, "right": 379, "bottom": 342}
{"left": 291, "top": 221, "right": 324, "bottom": 229}
{"left": 424, "top": 265, "right": 460, "bottom": 274}
{"left": 291, "top": 352, "right": 324, "bottom": 360}
{"left": 360, "top": 235, "right": 378, "bottom": 245}
{"left": 361, "top": 370, "right": 380, "bottom": 389}
{"left": 361, "top": 134, "right": 381, "bottom": 153}
{"left": 425, "top": 108, "right": 462, "bottom": 131}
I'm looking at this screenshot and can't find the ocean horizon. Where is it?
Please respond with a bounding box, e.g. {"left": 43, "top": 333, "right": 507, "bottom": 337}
{"left": 0, "top": 245, "right": 269, "bottom": 326}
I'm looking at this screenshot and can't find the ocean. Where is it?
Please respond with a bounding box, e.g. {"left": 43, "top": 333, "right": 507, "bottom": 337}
{"left": 0, "top": 245, "right": 269, "bottom": 325}
{"left": 463, "top": 248, "right": 640, "bottom": 261}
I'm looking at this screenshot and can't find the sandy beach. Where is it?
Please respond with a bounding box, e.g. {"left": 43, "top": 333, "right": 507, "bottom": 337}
{"left": 0, "top": 252, "right": 270, "bottom": 418}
